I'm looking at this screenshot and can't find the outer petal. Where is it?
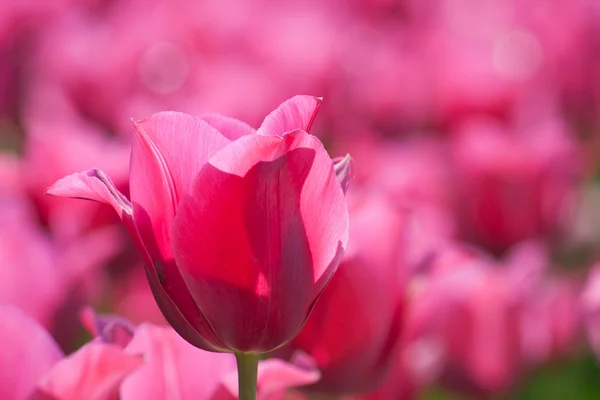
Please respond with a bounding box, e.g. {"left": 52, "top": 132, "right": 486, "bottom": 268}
{"left": 120, "top": 324, "right": 236, "bottom": 400}
{"left": 172, "top": 130, "right": 349, "bottom": 352}
{"left": 257, "top": 96, "right": 322, "bottom": 137}
{"left": 0, "top": 305, "right": 63, "bottom": 400}
{"left": 200, "top": 114, "right": 257, "bottom": 140}
{"left": 29, "top": 342, "right": 142, "bottom": 400}
{"left": 46, "top": 168, "right": 132, "bottom": 218}
{"left": 46, "top": 170, "right": 227, "bottom": 352}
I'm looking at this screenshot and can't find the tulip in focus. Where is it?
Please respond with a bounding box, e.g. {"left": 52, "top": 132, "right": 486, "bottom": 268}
{"left": 47, "top": 95, "right": 350, "bottom": 398}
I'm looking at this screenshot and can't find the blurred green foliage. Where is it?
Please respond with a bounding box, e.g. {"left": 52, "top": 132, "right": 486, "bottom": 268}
{"left": 421, "top": 353, "right": 600, "bottom": 400}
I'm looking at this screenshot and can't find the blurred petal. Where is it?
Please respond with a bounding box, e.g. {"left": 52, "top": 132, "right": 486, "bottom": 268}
{"left": 257, "top": 96, "right": 322, "bottom": 137}
{"left": 80, "top": 307, "right": 136, "bottom": 348}
{"left": 222, "top": 354, "right": 321, "bottom": 400}
{"left": 30, "top": 342, "right": 142, "bottom": 400}
{"left": 333, "top": 154, "right": 353, "bottom": 195}
{"left": 120, "top": 324, "right": 236, "bottom": 400}
{"left": 0, "top": 305, "right": 63, "bottom": 400}
{"left": 172, "top": 130, "right": 348, "bottom": 351}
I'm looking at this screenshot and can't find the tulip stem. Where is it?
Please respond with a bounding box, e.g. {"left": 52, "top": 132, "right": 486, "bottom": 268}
{"left": 235, "top": 352, "right": 259, "bottom": 400}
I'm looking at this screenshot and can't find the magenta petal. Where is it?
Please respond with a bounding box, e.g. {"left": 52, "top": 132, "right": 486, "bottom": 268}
{"left": 200, "top": 114, "right": 257, "bottom": 140}
{"left": 0, "top": 305, "right": 63, "bottom": 400}
{"left": 257, "top": 96, "right": 322, "bottom": 137}
{"left": 120, "top": 324, "right": 236, "bottom": 400}
{"left": 30, "top": 342, "right": 142, "bottom": 400}
{"left": 172, "top": 131, "right": 349, "bottom": 352}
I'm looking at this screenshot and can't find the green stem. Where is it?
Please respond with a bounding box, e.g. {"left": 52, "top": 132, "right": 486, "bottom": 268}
{"left": 235, "top": 352, "right": 259, "bottom": 400}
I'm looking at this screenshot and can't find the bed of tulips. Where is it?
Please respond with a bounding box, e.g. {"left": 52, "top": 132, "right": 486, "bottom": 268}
{"left": 2, "top": 0, "right": 600, "bottom": 399}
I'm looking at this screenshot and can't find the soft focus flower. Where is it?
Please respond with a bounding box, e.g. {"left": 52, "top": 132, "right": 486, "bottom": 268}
{"left": 0, "top": 304, "right": 142, "bottom": 400}
{"left": 450, "top": 116, "right": 582, "bottom": 254}
{"left": 47, "top": 95, "right": 350, "bottom": 353}
{"left": 287, "top": 190, "right": 405, "bottom": 395}
{"left": 82, "top": 309, "right": 321, "bottom": 400}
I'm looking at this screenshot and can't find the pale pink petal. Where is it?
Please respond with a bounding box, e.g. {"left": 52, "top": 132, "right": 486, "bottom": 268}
{"left": 120, "top": 324, "right": 236, "bottom": 400}
{"left": 0, "top": 305, "right": 63, "bottom": 400}
{"left": 257, "top": 96, "right": 322, "bottom": 137}
{"left": 30, "top": 342, "right": 142, "bottom": 400}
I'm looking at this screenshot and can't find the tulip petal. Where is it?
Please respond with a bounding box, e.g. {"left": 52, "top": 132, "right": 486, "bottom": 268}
{"left": 200, "top": 114, "right": 257, "bottom": 140}
{"left": 0, "top": 305, "right": 63, "bottom": 400}
{"left": 131, "top": 112, "right": 232, "bottom": 205}
{"left": 46, "top": 169, "right": 227, "bottom": 352}
{"left": 30, "top": 342, "right": 142, "bottom": 400}
{"left": 46, "top": 168, "right": 132, "bottom": 218}
{"left": 257, "top": 96, "right": 322, "bottom": 137}
{"left": 120, "top": 324, "right": 236, "bottom": 400}
{"left": 172, "top": 130, "right": 348, "bottom": 352}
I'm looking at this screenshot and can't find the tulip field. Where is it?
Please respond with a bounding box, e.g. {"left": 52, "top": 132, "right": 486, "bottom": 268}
{"left": 3, "top": 0, "right": 600, "bottom": 399}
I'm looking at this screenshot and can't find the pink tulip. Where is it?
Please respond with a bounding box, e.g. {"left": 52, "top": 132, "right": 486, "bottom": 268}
{"left": 450, "top": 116, "right": 581, "bottom": 254}
{"left": 47, "top": 95, "right": 350, "bottom": 353}
{"left": 288, "top": 190, "right": 405, "bottom": 395}
{"left": 0, "top": 304, "right": 142, "bottom": 400}
{"left": 406, "top": 246, "right": 525, "bottom": 395}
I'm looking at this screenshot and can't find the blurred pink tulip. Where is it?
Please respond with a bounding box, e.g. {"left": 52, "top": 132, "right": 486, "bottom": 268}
{"left": 406, "top": 246, "right": 524, "bottom": 395}
{"left": 0, "top": 304, "right": 142, "bottom": 400}
{"left": 47, "top": 96, "right": 350, "bottom": 353}
{"left": 451, "top": 117, "right": 581, "bottom": 254}
{"left": 0, "top": 305, "right": 63, "bottom": 400}
{"left": 288, "top": 190, "right": 405, "bottom": 395}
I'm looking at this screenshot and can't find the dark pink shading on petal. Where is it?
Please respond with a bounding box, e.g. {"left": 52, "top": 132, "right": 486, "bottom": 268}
{"left": 257, "top": 96, "right": 322, "bottom": 137}
{"left": 0, "top": 305, "right": 63, "bottom": 400}
{"left": 30, "top": 342, "right": 142, "bottom": 400}
{"left": 172, "top": 130, "right": 348, "bottom": 352}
